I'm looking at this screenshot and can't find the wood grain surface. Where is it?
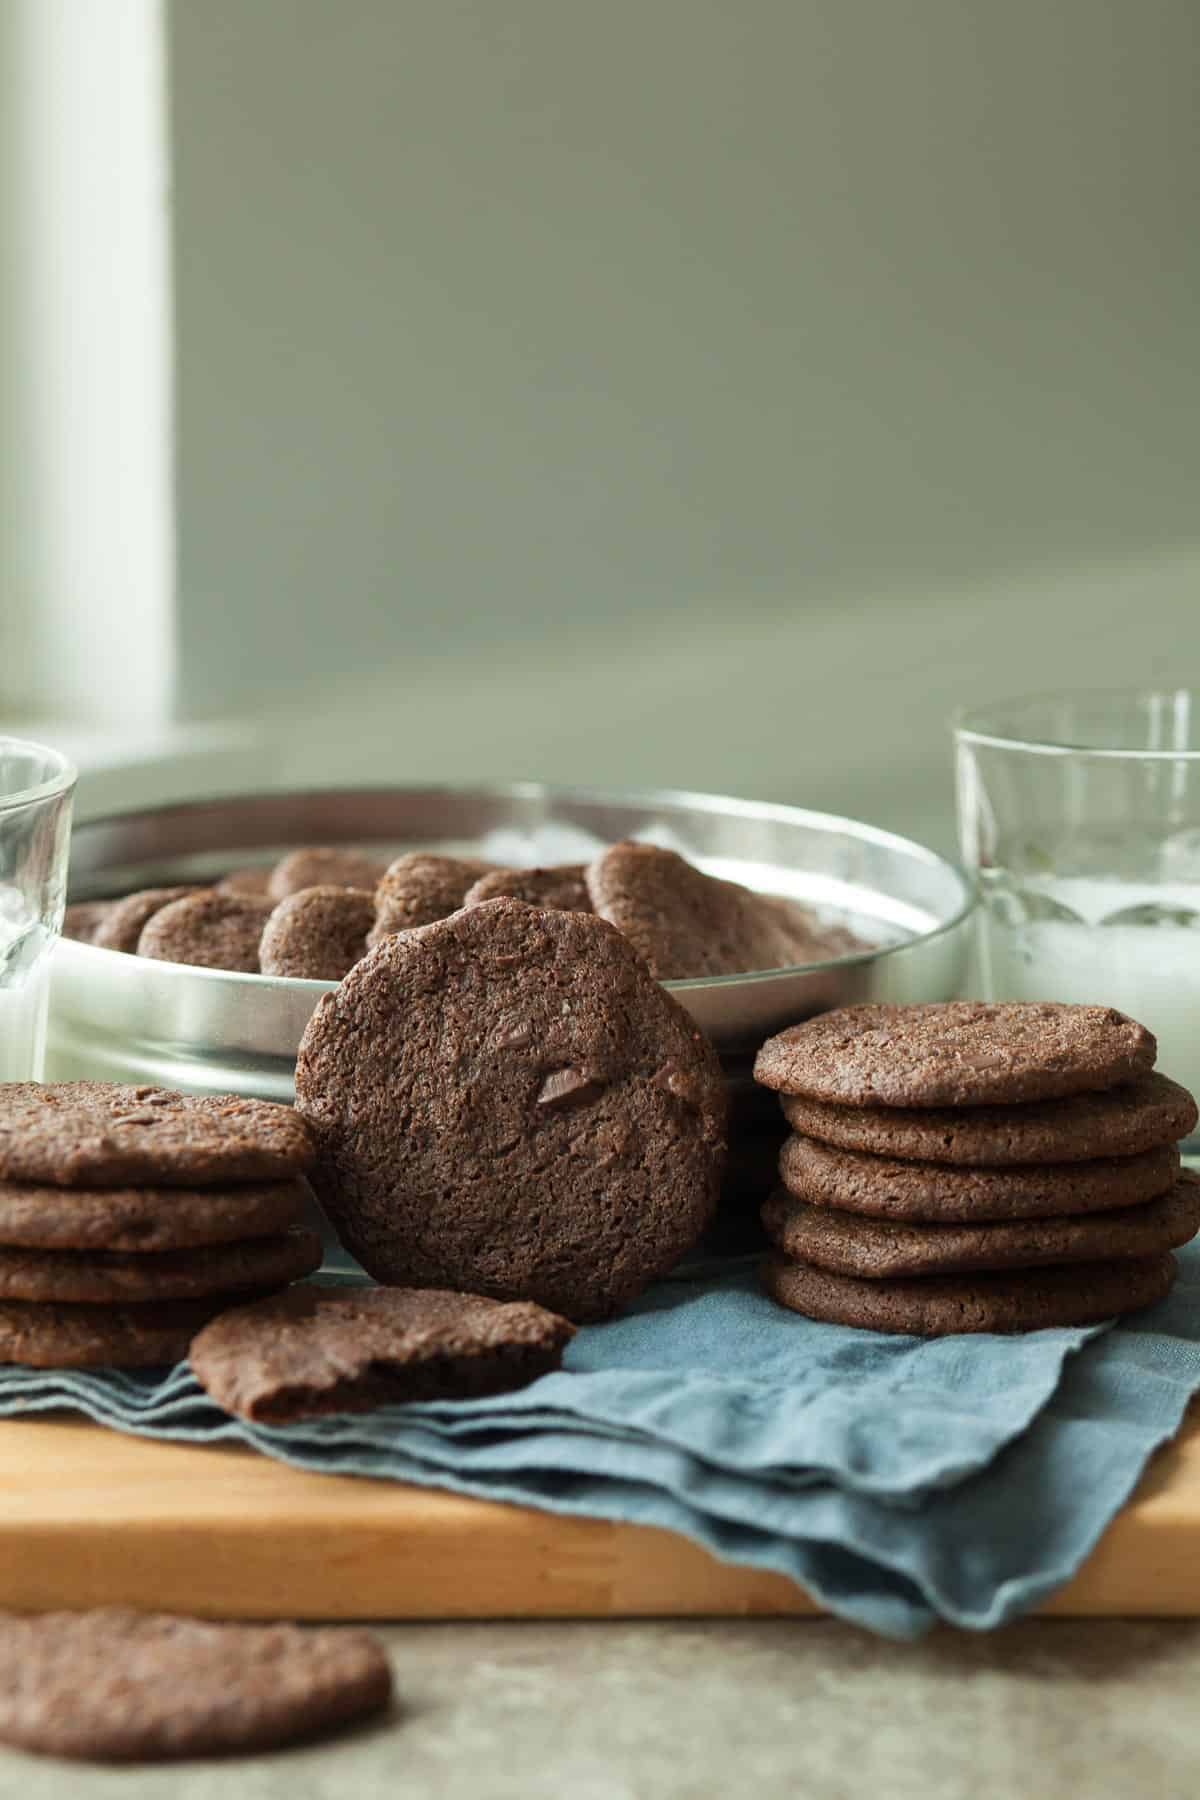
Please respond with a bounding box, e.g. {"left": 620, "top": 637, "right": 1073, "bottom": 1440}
{"left": 0, "top": 1404, "right": 1197, "bottom": 1620}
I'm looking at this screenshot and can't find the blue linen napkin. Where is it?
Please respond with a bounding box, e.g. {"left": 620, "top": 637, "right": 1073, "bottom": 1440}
{"left": 3, "top": 1244, "right": 1199, "bottom": 1640}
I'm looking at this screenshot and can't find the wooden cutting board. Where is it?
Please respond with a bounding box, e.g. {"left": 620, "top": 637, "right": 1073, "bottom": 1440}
{"left": 0, "top": 1405, "right": 1196, "bottom": 1620}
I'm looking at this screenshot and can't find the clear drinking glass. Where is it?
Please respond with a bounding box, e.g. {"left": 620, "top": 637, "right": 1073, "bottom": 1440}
{"left": 0, "top": 738, "right": 76, "bottom": 1081}
{"left": 954, "top": 690, "right": 1200, "bottom": 1149}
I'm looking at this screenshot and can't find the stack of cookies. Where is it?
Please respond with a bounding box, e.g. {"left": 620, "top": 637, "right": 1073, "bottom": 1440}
{"left": 0, "top": 1083, "right": 323, "bottom": 1368}
{"left": 753, "top": 1002, "right": 1200, "bottom": 1335}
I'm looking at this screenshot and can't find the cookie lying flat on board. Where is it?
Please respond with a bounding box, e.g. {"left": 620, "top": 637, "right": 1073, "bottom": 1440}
{"left": 295, "top": 898, "right": 726, "bottom": 1321}
{"left": 762, "top": 1172, "right": 1200, "bottom": 1280}
{"left": 93, "top": 887, "right": 207, "bottom": 955}
{"left": 215, "top": 865, "right": 274, "bottom": 898}
{"left": 0, "top": 1610, "right": 391, "bottom": 1761}
{"left": 267, "top": 847, "right": 389, "bottom": 901}
{"left": 463, "top": 864, "right": 593, "bottom": 914}
{"left": 369, "top": 852, "right": 497, "bottom": 942}
{"left": 0, "top": 1083, "right": 316, "bottom": 1188}
{"left": 762, "top": 1249, "right": 1176, "bottom": 1336}
{"left": 190, "top": 1283, "right": 575, "bottom": 1421}
{"left": 0, "top": 1173, "right": 313, "bottom": 1253}
{"left": 0, "top": 1294, "right": 253, "bottom": 1368}
{"left": 584, "top": 841, "right": 862, "bottom": 980}
{"left": 777, "top": 1133, "right": 1182, "bottom": 1221}
{"left": 777, "top": 1072, "right": 1198, "bottom": 1167}
{"left": 754, "top": 1001, "right": 1157, "bottom": 1108}
{"left": 137, "top": 891, "right": 276, "bottom": 973}
{"left": 0, "top": 1224, "right": 322, "bottom": 1305}
{"left": 259, "top": 885, "right": 376, "bottom": 980}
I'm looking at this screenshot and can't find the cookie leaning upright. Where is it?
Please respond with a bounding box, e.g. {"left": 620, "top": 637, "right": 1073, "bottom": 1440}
{"left": 295, "top": 897, "right": 727, "bottom": 1321}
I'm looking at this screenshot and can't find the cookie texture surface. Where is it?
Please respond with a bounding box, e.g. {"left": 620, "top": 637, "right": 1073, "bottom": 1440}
{"left": 778, "top": 1072, "right": 1198, "bottom": 1166}
{"left": 585, "top": 842, "right": 863, "bottom": 980}
{"left": 62, "top": 902, "right": 114, "bottom": 945}
{"left": 0, "top": 1609, "right": 391, "bottom": 1761}
{"left": 464, "top": 864, "right": 593, "bottom": 914}
{"left": 295, "top": 898, "right": 727, "bottom": 1320}
{"left": 0, "top": 1174, "right": 312, "bottom": 1252}
{"left": 216, "top": 866, "right": 274, "bottom": 898}
{"left": 0, "top": 1224, "right": 322, "bottom": 1304}
{"left": 777, "top": 1133, "right": 1182, "bottom": 1221}
{"left": 762, "top": 1250, "right": 1176, "bottom": 1336}
{"left": 93, "top": 887, "right": 207, "bottom": 955}
{"left": 0, "top": 1083, "right": 316, "bottom": 1188}
{"left": 137, "top": 891, "right": 276, "bottom": 972}
{"left": 191, "top": 1283, "right": 575, "bottom": 1421}
{"left": 754, "top": 1002, "right": 1157, "bottom": 1108}
{"left": 762, "top": 1172, "right": 1200, "bottom": 1279}
{"left": 370, "top": 852, "right": 496, "bottom": 942}
{"left": 268, "top": 847, "right": 388, "bottom": 901}
{"left": 259, "top": 885, "right": 376, "bottom": 980}
{"left": 0, "top": 1294, "right": 248, "bottom": 1367}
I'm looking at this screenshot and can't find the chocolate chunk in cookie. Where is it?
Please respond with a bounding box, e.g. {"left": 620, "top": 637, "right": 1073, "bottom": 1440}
{"left": 0, "top": 1224, "right": 322, "bottom": 1304}
{"left": 761, "top": 1250, "right": 1176, "bottom": 1335}
{"left": 0, "top": 1174, "right": 312, "bottom": 1252}
{"left": 93, "top": 887, "right": 208, "bottom": 955}
{"left": 369, "top": 852, "right": 496, "bottom": 943}
{"left": 0, "top": 1610, "right": 391, "bottom": 1760}
{"left": 762, "top": 1171, "right": 1200, "bottom": 1280}
{"left": 778, "top": 1071, "right": 1198, "bottom": 1167}
{"left": 0, "top": 1082, "right": 316, "bottom": 1188}
{"left": 295, "top": 898, "right": 726, "bottom": 1320}
{"left": 754, "top": 1002, "right": 1157, "bottom": 1108}
{"left": 190, "top": 1282, "right": 575, "bottom": 1421}
{"left": 137, "top": 891, "right": 276, "bottom": 972}
{"left": 464, "top": 864, "right": 592, "bottom": 914}
{"left": 585, "top": 842, "right": 863, "bottom": 979}
{"left": 777, "top": 1133, "right": 1181, "bottom": 1221}
{"left": 268, "top": 847, "right": 388, "bottom": 901}
{"left": 259, "top": 886, "right": 376, "bottom": 981}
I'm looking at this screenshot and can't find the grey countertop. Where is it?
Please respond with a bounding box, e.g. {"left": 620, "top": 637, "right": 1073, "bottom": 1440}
{"left": 5, "top": 1615, "right": 1198, "bottom": 1799}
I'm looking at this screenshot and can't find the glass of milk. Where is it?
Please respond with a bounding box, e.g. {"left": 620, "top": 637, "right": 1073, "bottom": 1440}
{"left": 0, "top": 738, "right": 76, "bottom": 1082}
{"left": 955, "top": 691, "right": 1200, "bottom": 1150}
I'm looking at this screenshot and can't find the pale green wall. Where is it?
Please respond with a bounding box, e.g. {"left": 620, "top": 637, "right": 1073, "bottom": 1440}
{"left": 168, "top": 0, "right": 1200, "bottom": 724}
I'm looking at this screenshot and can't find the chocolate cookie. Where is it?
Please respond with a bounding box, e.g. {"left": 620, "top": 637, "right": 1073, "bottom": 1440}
{"left": 0, "top": 1083, "right": 316, "bottom": 1188}
{"left": 190, "top": 1283, "right": 575, "bottom": 1421}
{"left": 763, "top": 1173, "right": 1200, "bottom": 1280}
{"left": 216, "top": 865, "right": 274, "bottom": 898}
{"left": 268, "top": 847, "right": 389, "bottom": 901}
{"left": 755, "top": 1002, "right": 1156, "bottom": 1108}
{"left": 762, "top": 1250, "right": 1176, "bottom": 1336}
{"left": 0, "top": 1294, "right": 249, "bottom": 1367}
{"left": 585, "top": 842, "right": 862, "bottom": 980}
{"left": 295, "top": 898, "right": 727, "bottom": 1321}
{"left": 259, "top": 886, "right": 376, "bottom": 980}
{"left": 778, "top": 1133, "right": 1182, "bottom": 1221}
{"left": 778, "top": 1072, "right": 1199, "bottom": 1167}
{"left": 0, "top": 1224, "right": 322, "bottom": 1304}
{"left": 0, "top": 1610, "right": 391, "bottom": 1760}
{"left": 62, "top": 902, "right": 114, "bottom": 945}
{"left": 93, "top": 887, "right": 207, "bottom": 955}
{"left": 0, "top": 1174, "right": 312, "bottom": 1252}
{"left": 464, "top": 864, "right": 593, "bottom": 914}
{"left": 369, "top": 852, "right": 497, "bottom": 942}
{"left": 137, "top": 891, "right": 276, "bottom": 972}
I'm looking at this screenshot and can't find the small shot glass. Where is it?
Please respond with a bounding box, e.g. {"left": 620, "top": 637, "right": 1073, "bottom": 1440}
{"left": 0, "top": 737, "right": 77, "bottom": 1082}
